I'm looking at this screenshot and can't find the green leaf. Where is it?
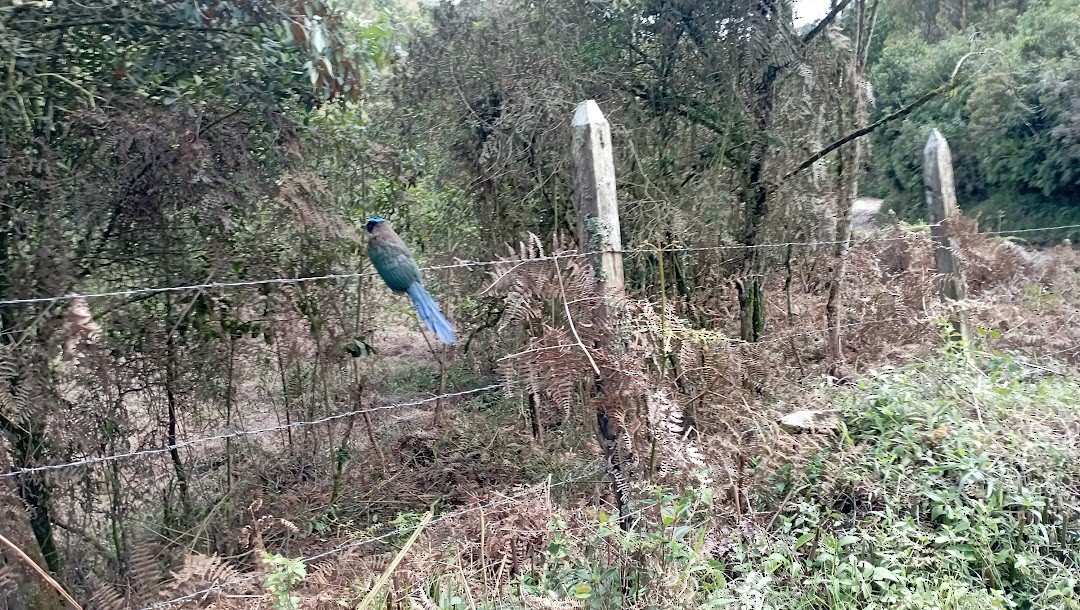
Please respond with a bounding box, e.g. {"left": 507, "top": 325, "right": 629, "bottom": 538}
{"left": 573, "top": 582, "right": 592, "bottom": 600}
{"left": 307, "top": 61, "right": 319, "bottom": 85}
{"left": 312, "top": 25, "right": 327, "bottom": 53}
{"left": 795, "top": 531, "right": 816, "bottom": 549}
{"left": 837, "top": 534, "right": 860, "bottom": 547}
{"left": 345, "top": 336, "right": 377, "bottom": 357}
{"left": 872, "top": 566, "right": 900, "bottom": 583}
{"left": 660, "top": 505, "right": 676, "bottom": 526}
{"left": 671, "top": 525, "right": 694, "bottom": 541}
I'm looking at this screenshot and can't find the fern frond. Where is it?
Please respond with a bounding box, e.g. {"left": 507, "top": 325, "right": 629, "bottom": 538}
{"left": 87, "top": 577, "right": 127, "bottom": 610}
{"left": 162, "top": 553, "right": 246, "bottom": 599}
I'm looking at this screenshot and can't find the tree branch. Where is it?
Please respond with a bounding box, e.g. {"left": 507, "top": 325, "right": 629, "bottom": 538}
{"left": 0, "top": 410, "right": 29, "bottom": 438}
{"left": 783, "top": 79, "right": 958, "bottom": 181}
{"left": 783, "top": 50, "right": 989, "bottom": 180}
{"left": 50, "top": 517, "right": 116, "bottom": 564}
{"left": 860, "top": 0, "right": 882, "bottom": 68}
{"left": 195, "top": 106, "right": 245, "bottom": 140}
{"left": 802, "top": 0, "right": 854, "bottom": 45}
{"left": 0, "top": 532, "right": 82, "bottom": 610}
{"left": 627, "top": 85, "right": 727, "bottom": 138}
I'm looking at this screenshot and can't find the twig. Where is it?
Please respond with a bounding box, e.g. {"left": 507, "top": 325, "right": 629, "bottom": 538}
{"left": 766, "top": 484, "right": 809, "bottom": 530}
{"left": 801, "top": 0, "right": 854, "bottom": 45}
{"left": 497, "top": 343, "right": 578, "bottom": 361}
{"left": 552, "top": 258, "right": 600, "bottom": 376}
{"left": 29, "top": 19, "right": 253, "bottom": 36}
{"left": 195, "top": 106, "right": 245, "bottom": 140}
{"left": 355, "top": 511, "right": 429, "bottom": 610}
{"left": 0, "top": 533, "right": 83, "bottom": 609}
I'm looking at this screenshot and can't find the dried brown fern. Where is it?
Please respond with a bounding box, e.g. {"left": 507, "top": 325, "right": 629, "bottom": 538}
{"left": 157, "top": 552, "right": 251, "bottom": 604}
{"left": 239, "top": 498, "right": 299, "bottom": 557}
{"left": 277, "top": 174, "right": 361, "bottom": 242}
{"left": 86, "top": 576, "right": 127, "bottom": 610}
{"left": 409, "top": 586, "right": 441, "bottom": 610}
{"left": 0, "top": 566, "right": 16, "bottom": 600}
{"left": 125, "top": 528, "right": 168, "bottom": 605}
{"left": 645, "top": 390, "right": 707, "bottom": 479}
{"left": 433, "top": 485, "right": 557, "bottom": 581}
{"left": 485, "top": 236, "right": 718, "bottom": 508}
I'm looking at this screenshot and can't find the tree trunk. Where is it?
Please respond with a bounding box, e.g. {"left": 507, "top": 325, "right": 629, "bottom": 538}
{"left": 0, "top": 203, "right": 61, "bottom": 581}
{"left": 224, "top": 337, "right": 236, "bottom": 501}
{"left": 164, "top": 328, "right": 192, "bottom": 530}
{"left": 825, "top": 140, "right": 853, "bottom": 373}
{"left": 108, "top": 459, "right": 127, "bottom": 575}
{"left": 9, "top": 426, "right": 61, "bottom": 575}
{"left": 826, "top": 0, "right": 875, "bottom": 375}
{"left": 738, "top": 62, "right": 780, "bottom": 343}
{"left": 0, "top": 478, "right": 63, "bottom": 610}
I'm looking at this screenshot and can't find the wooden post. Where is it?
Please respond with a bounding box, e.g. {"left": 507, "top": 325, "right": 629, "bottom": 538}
{"left": 571, "top": 100, "right": 626, "bottom": 301}
{"left": 923, "top": 129, "right": 970, "bottom": 344}
{"left": 571, "top": 100, "right": 631, "bottom": 528}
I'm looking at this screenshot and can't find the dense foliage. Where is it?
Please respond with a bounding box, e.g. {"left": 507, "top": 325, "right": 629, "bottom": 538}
{"left": 0, "top": 0, "right": 395, "bottom": 604}
{"left": 868, "top": 0, "right": 1080, "bottom": 232}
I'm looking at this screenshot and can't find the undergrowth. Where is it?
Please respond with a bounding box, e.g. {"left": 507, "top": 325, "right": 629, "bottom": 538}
{"left": 756, "top": 347, "right": 1080, "bottom": 609}
{"left": 156, "top": 348, "right": 1080, "bottom": 609}
{"left": 386, "top": 347, "right": 1080, "bottom": 610}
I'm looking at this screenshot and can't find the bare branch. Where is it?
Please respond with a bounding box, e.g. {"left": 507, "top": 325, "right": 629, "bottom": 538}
{"left": 0, "top": 533, "right": 83, "bottom": 610}
{"left": 801, "top": 0, "right": 854, "bottom": 45}
{"left": 784, "top": 50, "right": 989, "bottom": 181}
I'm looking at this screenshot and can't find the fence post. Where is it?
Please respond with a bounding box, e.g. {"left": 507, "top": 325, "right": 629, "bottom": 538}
{"left": 572, "top": 100, "right": 626, "bottom": 301}
{"left": 923, "top": 129, "right": 970, "bottom": 345}
{"left": 571, "top": 100, "right": 631, "bottom": 528}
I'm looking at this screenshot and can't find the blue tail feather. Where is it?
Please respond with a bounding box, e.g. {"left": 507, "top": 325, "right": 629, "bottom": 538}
{"left": 406, "top": 284, "right": 457, "bottom": 344}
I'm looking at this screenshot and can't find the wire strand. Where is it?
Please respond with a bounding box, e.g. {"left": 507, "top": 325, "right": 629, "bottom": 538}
{"left": 0, "top": 384, "right": 500, "bottom": 479}
{"left": 2, "top": 315, "right": 932, "bottom": 479}
{"left": 3, "top": 223, "right": 1076, "bottom": 307}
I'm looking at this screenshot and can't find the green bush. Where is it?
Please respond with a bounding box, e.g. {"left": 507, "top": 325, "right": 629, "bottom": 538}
{"left": 868, "top": 0, "right": 1080, "bottom": 230}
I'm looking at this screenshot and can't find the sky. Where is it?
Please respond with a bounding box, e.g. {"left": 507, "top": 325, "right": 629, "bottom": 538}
{"left": 793, "top": 0, "right": 832, "bottom": 28}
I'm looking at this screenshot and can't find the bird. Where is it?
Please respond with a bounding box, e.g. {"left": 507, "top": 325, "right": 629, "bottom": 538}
{"left": 365, "top": 216, "right": 457, "bottom": 344}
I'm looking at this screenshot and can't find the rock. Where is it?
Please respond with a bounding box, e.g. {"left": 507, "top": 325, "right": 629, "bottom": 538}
{"left": 852, "top": 198, "right": 884, "bottom": 232}
{"left": 779, "top": 409, "right": 840, "bottom": 432}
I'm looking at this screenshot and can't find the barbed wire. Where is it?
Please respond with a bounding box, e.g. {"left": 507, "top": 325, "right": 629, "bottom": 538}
{"left": 1, "top": 312, "right": 946, "bottom": 480}
{"left": 1, "top": 293, "right": 1040, "bottom": 481}
{"left": 119, "top": 329, "right": 1079, "bottom": 609}
{"left": 142, "top": 465, "right": 603, "bottom": 610}
{"left": 2, "top": 222, "right": 1076, "bottom": 307}
{"left": 119, "top": 324, "right": 1076, "bottom": 609}
{"left": 1034, "top": 343, "right": 1080, "bottom": 358}
{"left": 0, "top": 384, "right": 501, "bottom": 479}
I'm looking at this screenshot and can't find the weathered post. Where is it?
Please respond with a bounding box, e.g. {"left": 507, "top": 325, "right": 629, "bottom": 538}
{"left": 571, "top": 100, "right": 625, "bottom": 301}
{"left": 570, "top": 100, "right": 630, "bottom": 527}
{"left": 923, "top": 129, "right": 970, "bottom": 344}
